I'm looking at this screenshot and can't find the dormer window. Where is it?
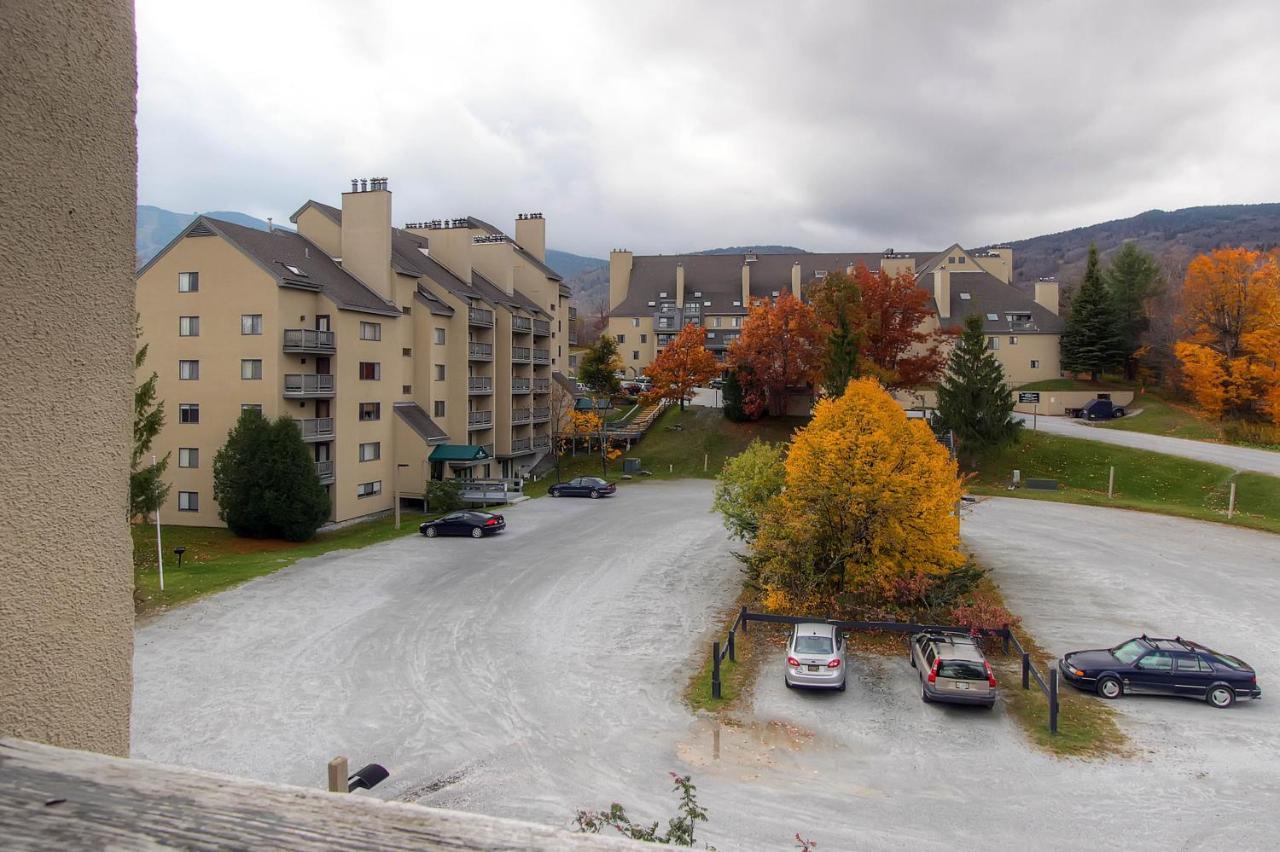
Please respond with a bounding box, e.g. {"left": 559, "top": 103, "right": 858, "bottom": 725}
{"left": 815, "top": 270, "right": 827, "bottom": 279}
{"left": 659, "top": 291, "right": 668, "bottom": 298}
{"left": 986, "top": 313, "right": 998, "bottom": 321}
{"left": 284, "top": 264, "right": 306, "bottom": 277}
{"left": 959, "top": 293, "right": 971, "bottom": 300}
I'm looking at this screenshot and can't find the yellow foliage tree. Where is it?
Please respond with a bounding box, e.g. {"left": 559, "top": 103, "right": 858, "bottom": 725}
{"left": 751, "top": 378, "right": 964, "bottom": 610}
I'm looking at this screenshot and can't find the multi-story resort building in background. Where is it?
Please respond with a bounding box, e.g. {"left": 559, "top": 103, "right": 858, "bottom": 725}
{"left": 605, "top": 244, "right": 1063, "bottom": 386}
{"left": 136, "top": 178, "right": 572, "bottom": 527}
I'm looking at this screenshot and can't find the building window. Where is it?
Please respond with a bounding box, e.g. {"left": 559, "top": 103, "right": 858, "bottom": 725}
{"left": 178, "top": 360, "right": 199, "bottom": 380}
{"left": 402, "top": 384, "right": 412, "bottom": 394}
{"left": 707, "top": 331, "right": 716, "bottom": 338}
{"left": 179, "top": 315, "right": 200, "bottom": 336}
{"left": 434, "top": 328, "right": 446, "bottom": 345}
{"left": 569, "top": 355, "right": 578, "bottom": 368}
{"left": 359, "top": 362, "right": 381, "bottom": 380}
{"left": 241, "top": 359, "right": 262, "bottom": 380}
{"left": 640, "top": 334, "right": 648, "bottom": 343}
{"left": 402, "top": 347, "right": 412, "bottom": 357}
{"left": 732, "top": 317, "right": 741, "bottom": 328}
{"left": 356, "top": 480, "right": 382, "bottom": 498}
{"left": 401, "top": 305, "right": 411, "bottom": 314}
{"left": 1031, "top": 360, "right": 1041, "bottom": 369}
{"left": 241, "top": 314, "right": 262, "bottom": 335}
{"left": 958, "top": 256, "right": 965, "bottom": 264}
{"left": 359, "top": 441, "right": 381, "bottom": 462}
{"left": 987, "top": 337, "right": 1000, "bottom": 350}
{"left": 433, "top": 400, "right": 445, "bottom": 417}
{"left": 617, "top": 334, "right": 626, "bottom": 344}
{"left": 178, "top": 448, "right": 198, "bottom": 468}
{"left": 241, "top": 403, "right": 262, "bottom": 414}
{"left": 947, "top": 256, "right": 956, "bottom": 264}
{"left": 177, "top": 491, "right": 199, "bottom": 511}
{"left": 435, "top": 364, "right": 446, "bottom": 381}
{"left": 632, "top": 350, "right": 639, "bottom": 360}
{"left": 1009, "top": 336, "right": 1018, "bottom": 345}
{"left": 178, "top": 272, "right": 199, "bottom": 292}
{"left": 360, "top": 321, "right": 382, "bottom": 341}
{"left": 632, "top": 318, "right": 639, "bottom": 327}
{"left": 712, "top": 317, "right": 721, "bottom": 328}
{"left": 359, "top": 402, "right": 381, "bottom": 421}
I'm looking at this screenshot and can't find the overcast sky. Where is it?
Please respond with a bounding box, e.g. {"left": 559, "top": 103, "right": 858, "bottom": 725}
{"left": 137, "top": 0, "right": 1280, "bottom": 258}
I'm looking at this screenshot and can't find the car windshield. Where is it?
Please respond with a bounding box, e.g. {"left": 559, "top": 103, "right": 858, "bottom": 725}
{"left": 794, "top": 636, "right": 833, "bottom": 654}
{"left": 937, "top": 660, "right": 986, "bottom": 680}
{"left": 1111, "top": 639, "right": 1148, "bottom": 664}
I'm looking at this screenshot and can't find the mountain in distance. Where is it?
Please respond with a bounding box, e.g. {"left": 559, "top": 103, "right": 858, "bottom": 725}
{"left": 137, "top": 204, "right": 289, "bottom": 264}
{"left": 992, "top": 203, "right": 1280, "bottom": 291}
{"left": 692, "top": 245, "right": 807, "bottom": 255}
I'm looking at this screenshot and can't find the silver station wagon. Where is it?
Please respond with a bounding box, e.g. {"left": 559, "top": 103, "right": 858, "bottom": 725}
{"left": 910, "top": 631, "right": 997, "bottom": 707}
{"left": 784, "top": 623, "right": 847, "bottom": 691}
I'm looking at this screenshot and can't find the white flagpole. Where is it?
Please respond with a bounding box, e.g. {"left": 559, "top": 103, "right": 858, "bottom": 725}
{"left": 153, "top": 454, "right": 164, "bottom": 592}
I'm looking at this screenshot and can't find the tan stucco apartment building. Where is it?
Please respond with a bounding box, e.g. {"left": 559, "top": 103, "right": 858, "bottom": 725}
{"left": 137, "top": 180, "right": 572, "bottom": 527}
{"left": 605, "top": 244, "right": 1063, "bottom": 387}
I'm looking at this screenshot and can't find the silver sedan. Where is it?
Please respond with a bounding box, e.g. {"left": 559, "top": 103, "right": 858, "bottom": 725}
{"left": 784, "top": 622, "right": 846, "bottom": 691}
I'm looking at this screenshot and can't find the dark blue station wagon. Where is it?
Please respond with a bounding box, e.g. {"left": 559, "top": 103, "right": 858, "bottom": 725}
{"left": 1061, "top": 636, "right": 1260, "bottom": 708}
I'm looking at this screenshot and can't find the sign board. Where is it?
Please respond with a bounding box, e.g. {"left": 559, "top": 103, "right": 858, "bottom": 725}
{"left": 1018, "top": 391, "right": 1041, "bottom": 404}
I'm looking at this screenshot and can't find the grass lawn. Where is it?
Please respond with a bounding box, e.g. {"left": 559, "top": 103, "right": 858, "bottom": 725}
{"left": 526, "top": 405, "right": 807, "bottom": 498}
{"left": 969, "top": 431, "right": 1280, "bottom": 535}
{"left": 1017, "top": 376, "right": 1133, "bottom": 392}
{"left": 1096, "top": 392, "right": 1221, "bottom": 441}
{"left": 132, "top": 510, "right": 436, "bottom": 617}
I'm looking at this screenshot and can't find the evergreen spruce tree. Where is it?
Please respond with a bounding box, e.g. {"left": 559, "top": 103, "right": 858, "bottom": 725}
{"left": 721, "top": 368, "right": 751, "bottom": 422}
{"left": 1060, "top": 244, "right": 1124, "bottom": 380}
{"left": 131, "top": 321, "right": 170, "bottom": 520}
{"left": 1103, "top": 241, "right": 1164, "bottom": 378}
{"left": 822, "top": 313, "right": 862, "bottom": 399}
{"left": 937, "top": 315, "right": 1020, "bottom": 463}
{"left": 213, "top": 411, "right": 330, "bottom": 541}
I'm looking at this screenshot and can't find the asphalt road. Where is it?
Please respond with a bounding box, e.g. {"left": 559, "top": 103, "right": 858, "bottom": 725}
{"left": 134, "top": 486, "right": 1280, "bottom": 849}
{"left": 1016, "top": 412, "right": 1280, "bottom": 476}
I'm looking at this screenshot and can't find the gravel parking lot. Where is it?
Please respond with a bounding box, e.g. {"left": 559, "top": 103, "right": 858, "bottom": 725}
{"left": 134, "top": 485, "right": 1280, "bottom": 849}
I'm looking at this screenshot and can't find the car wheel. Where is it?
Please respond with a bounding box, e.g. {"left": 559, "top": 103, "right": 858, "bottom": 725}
{"left": 909, "top": 652, "right": 916, "bottom": 669}
{"left": 590, "top": 489, "right": 600, "bottom": 499}
{"left": 550, "top": 489, "right": 560, "bottom": 497}
{"left": 423, "top": 526, "right": 437, "bottom": 538}
{"left": 470, "top": 527, "right": 483, "bottom": 539}
{"left": 784, "top": 675, "right": 793, "bottom": 690}
{"left": 1207, "top": 685, "right": 1236, "bottom": 708}
{"left": 837, "top": 679, "right": 846, "bottom": 693}
{"left": 1113, "top": 409, "right": 1126, "bottom": 418}
{"left": 921, "top": 682, "right": 931, "bottom": 703}
{"left": 1097, "top": 676, "right": 1122, "bottom": 700}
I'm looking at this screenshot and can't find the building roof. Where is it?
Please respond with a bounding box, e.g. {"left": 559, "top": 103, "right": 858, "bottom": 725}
{"left": 471, "top": 271, "right": 549, "bottom": 318}
{"left": 939, "top": 270, "right": 1064, "bottom": 334}
{"left": 428, "top": 443, "right": 492, "bottom": 462}
{"left": 288, "top": 200, "right": 342, "bottom": 225}
{"left": 138, "top": 216, "right": 401, "bottom": 316}
{"left": 414, "top": 286, "right": 455, "bottom": 316}
{"left": 552, "top": 371, "right": 577, "bottom": 395}
{"left": 394, "top": 402, "right": 449, "bottom": 445}
{"left": 612, "top": 251, "right": 932, "bottom": 317}
{"left": 468, "top": 216, "right": 562, "bottom": 282}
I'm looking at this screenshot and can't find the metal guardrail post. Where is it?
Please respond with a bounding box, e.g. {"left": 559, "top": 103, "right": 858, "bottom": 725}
{"left": 739, "top": 606, "right": 748, "bottom": 633}
{"left": 727, "top": 629, "right": 735, "bottom": 662}
{"left": 1049, "top": 668, "right": 1059, "bottom": 735}
{"left": 1002, "top": 625, "right": 1010, "bottom": 655}
{"left": 1021, "top": 653, "right": 1030, "bottom": 690}
{"left": 711, "top": 642, "right": 722, "bottom": 699}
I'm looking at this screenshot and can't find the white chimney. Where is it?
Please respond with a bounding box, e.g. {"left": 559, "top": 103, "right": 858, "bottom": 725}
{"left": 791, "top": 262, "right": 801, "bottom": 298}
{"left": 933, "top": 268, "right": 951, "bottom": 320}
{"left": 1035, "top": 278, "right": 1060, "bottom": 315}
{"left": 741, "top": 263, "right": 750, "bottom": 306}
{"left": 676, "top": 263, "right": 685, "bottom": 308}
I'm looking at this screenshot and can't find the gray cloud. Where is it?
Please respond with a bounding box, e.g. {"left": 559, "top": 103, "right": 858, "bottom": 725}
{"left": 137, "top": 0, "right": 1280, "bottom": 257}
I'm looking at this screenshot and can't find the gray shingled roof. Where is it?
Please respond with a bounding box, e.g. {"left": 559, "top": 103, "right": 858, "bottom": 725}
{"left": 414, "top": 286, "right": 455, "bottom": 316}
{"left": 288, "top": 200, "right": 342, "bottom": 225}
{"left": 940, "top": 270, "right": 1064, "bottom": 334}
{"left": 394, "top": 402, "right": 449, "bottom": 444}
{"left": 467, "top": 216, "right": 563, "bottom": 282}
{"left": 141, "top": 216, "right": 401, "bottom": 316}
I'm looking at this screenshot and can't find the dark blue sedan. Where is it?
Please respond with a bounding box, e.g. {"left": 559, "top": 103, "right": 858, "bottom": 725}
{"left": 548, "top": 476, "right": 617, "bottom": 499}
{"left": 1061, "top": 636, "right": 1260, "bottom": 708}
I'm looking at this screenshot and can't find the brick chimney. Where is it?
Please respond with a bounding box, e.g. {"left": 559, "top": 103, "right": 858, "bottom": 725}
{"left": 514, "top": 212, "right": 545, "bottom": 263}
{"left": 1035, "top": 277, "right": 1060, "bottom": 315}
{"left": 933, "top": 267, "right": 951, "bottom": 320}
{"left": 340, "top": 177, "right": 393, "bottom": 301}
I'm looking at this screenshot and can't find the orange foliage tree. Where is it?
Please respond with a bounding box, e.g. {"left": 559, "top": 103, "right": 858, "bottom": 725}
{"left": 749, "top": 378, "right": 964, "bottom": 611}
{"left": 726, "top": 292, "right": 825, "bottom": 417}
{"left": 642, "top": 323, "right": 720, "bottom": 410}
{"left": 858, "top": 265, "right": 946, "bottom": 390}
{"left": 1174, "top": 248, "right": 1280, "bottom": 421}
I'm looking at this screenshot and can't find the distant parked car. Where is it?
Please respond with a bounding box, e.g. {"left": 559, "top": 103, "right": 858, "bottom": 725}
{"left": 784, "top": 623, "right": 846, "bottom": 691}
{"left": 1061, "top": 635, "right": 1260, "bottom": 708}
{"left": 1076, "top": 398, "right": 1126, "bottom": 420}
{"left": 910, "top": 631, "right": 997, "bottom": 707}
{"left": 708, "top": 377, "right": 724, "bottom": 390}
{"left": 548, "top": 476, "right": 616, "bottom": 499}
{"left": 420, "top": 510, "right": 505, "bottom": 539}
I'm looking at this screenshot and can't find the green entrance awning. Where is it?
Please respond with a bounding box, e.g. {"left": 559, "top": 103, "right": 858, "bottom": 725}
{"left": 429, "top": 444, "right": 491, "bottom": 463}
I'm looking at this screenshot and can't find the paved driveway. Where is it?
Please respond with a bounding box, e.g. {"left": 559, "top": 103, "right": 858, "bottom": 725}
{"left": 1016, "top": 412, "right": 1280, "bottom": 476}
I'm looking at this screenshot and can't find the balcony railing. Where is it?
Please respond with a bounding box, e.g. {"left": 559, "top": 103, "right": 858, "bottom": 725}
{"left": 532, "top": 319, "right": 551, "bottom": 336}
{"left": 468, "top": 410, "right": 493, "bottom": 429}
{"left": 532, "top": 407, "right": 550, "bottom": 422}
{"left": 468, "top": 376, "right": 493, "bottom": 395}
{"left": 468, "top": 342, "right": 493, "bottom": 361}
{"left": 510, "top": 436, "right": 533, "bottom": 454}
{"left": 282, "top": 328, "right": 336, "bottom": 354}
{"left": 533, "top": 349, "right": 551, "bottom": 364}
{"left": 468, "top": 307, "right": 495, "bottom": 327}
{"left": 532, "top": 378, "right": 550, "bottom": 393}
{"left": 512, "top": 377, "right": 531, "bottom": 393}
{"left": 511, "top": 407, "right": 532, "bottom": 424}
{"left": 512, "top": 346, "right": 531, "bottom": 362}
{"left": 1009, "top": 320, "right": 1038, "bottom": 331}
{"left": 283, "top": 373, "right": 335, "bottom": 398}
{"left": 315, "top": 460, "right": 334, "bottom": 483}
{"left": 297, "top": 417, "right": 334, "bottom": 441}
{"left": 511, "top": 316, "right": 533, "bottom": 333}
{"left": 532, "top": 435, "right": 551, "bottom": 450}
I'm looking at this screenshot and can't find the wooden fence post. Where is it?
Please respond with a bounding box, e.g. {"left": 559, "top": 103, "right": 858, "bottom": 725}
{"left": 327, "top": 756, "right": 349, "bottom": 793}
{"left": 740, "top": 606, "right": 748, "bottom": 634}
{"left": 1049, "top": 668, "right": 1060, "bottom": 735}
{"left": 711, "top": 642, "right": 722, "bottom": 699}
{"left": 728, "top": 629, "right": 736, "bottom": 662}
{"left": 1108, "top": 465, "right": 1115, "bottom": 499}
{"left": 1021, "top": 653, "right": 1030, "bottom": 690}
{"left": 1002, "top": 624, "right": 1010, "bottom": 655}
{"left": 1228, "top": 481, "right": 1237, "bottom": 519}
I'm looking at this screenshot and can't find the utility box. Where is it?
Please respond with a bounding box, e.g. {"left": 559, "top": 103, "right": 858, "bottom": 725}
{"left": 623, "top": 457, "right": 641, "bottom": 473}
